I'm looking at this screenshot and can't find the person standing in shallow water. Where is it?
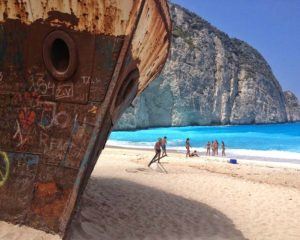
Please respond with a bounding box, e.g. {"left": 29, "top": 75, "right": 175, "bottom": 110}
{"left": 212, "top": 140, "right": 215, "bottom": 156}
{"left": 206, "top": 141, "right": 211, "bottom": 156}
{"left": 161, "top": 136, "right": 168, "bottom": 157}
{"left": 215, "top": 140, "right": 219, "bottom": 156}
{"left": 185, "top": 138, "right": 191, "bottom": 157}
{"left": 222, "top": 141, "right": 226, "bottom": 156}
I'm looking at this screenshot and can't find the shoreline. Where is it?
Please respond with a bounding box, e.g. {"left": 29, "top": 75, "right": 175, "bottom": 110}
{"left": 106, "top": 145, "right": 300, "bottom": 170}
{"left": 109, "top": 122, "right": 300, "bottom": 166}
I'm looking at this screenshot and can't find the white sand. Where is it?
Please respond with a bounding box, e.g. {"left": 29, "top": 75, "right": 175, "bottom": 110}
{"left": 1, "top": 147, "right": 300, "bottom": 240}
{"left": 0, "top": 221, "right": 60, "bottom": 240}
{"left": 68, "top": 148, "right": 300, "bottom": 240}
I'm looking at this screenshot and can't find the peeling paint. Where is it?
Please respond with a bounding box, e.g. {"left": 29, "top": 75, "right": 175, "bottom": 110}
{"left": 0, "top": 0, "right": 134, "bottom": 36}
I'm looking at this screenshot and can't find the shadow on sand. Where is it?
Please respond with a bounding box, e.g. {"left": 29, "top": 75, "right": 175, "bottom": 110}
{"left": 67, "top": 178, "right": 247, "bottom": 240}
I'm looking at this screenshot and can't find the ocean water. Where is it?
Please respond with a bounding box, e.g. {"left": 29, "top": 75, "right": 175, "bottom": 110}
{"left": 108, "top": 123, "right": 300, "bottom": 164}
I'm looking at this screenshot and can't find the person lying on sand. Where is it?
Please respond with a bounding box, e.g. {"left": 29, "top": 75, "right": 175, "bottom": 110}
{"left": 190, "top": 150, "right": 199, "bottom": 157}
{"left": 148, "top": 138, "right": 162, "bottom": 167}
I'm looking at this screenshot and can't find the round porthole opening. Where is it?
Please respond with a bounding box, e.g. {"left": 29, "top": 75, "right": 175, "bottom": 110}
{"left": 50, "top": 38, "right": 70, "bottom": 73}
{"left": 43, "top": 30, "right": 77, "bottom": 81}
{"left": 115, "top": 69, "right": 139, "bottom": 108}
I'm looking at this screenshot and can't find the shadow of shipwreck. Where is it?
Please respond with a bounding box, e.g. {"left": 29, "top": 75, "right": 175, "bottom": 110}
{"left": 67, "top": 178, "right": 247, "bottom": 240}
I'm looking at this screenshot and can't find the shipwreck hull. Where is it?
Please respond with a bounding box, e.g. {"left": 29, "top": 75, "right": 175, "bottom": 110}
{"left": 0, "top": 0, "right": 171, "bottom": 237}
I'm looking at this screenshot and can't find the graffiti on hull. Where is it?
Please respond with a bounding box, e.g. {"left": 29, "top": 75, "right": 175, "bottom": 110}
{"left": 0, "top": 0, "right": 171, "bottom": 238}
{"left": 0, "top": 151, "right": 9, "bottom": 187}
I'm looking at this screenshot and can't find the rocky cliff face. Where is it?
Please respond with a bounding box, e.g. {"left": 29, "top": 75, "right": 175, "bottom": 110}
{"left": 116, "top": 3, "right": 300, "bottom": 130}
{"left": 284, "top": 91, "right": 300, "bottom": 122}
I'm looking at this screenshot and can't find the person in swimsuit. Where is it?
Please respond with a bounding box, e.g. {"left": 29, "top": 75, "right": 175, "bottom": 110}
{"left": 215, "top": 140, "right": 219, "bottom": 156}
{"left": 185, "top": 138, "right": 191, "bottom": 157}
{"left": 148, "top": 138, "right": 162, "bottom": 167}
{"left": 212, "top": 140, "right": 215, "bottom": 156}
{"left": 206, "top": 141, "right": 211, "bottom": 156}
{"left": 190, "top": 150, "right": 199, "bottom": 157}
{"left": 222, "top": 141, "right": 226, "bottom": 156}
{"left": 161, "top": 136, "right": 168, "bottom": 157}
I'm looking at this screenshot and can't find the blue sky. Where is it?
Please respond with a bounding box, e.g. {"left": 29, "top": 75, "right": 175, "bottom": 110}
{"left": 172, "top": 0, "right": 300, "bottom": 98}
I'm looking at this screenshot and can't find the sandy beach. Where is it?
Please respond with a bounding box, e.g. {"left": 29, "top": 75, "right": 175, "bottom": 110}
{"left": 1, "top": 147, "right": 300, "bottom": 240}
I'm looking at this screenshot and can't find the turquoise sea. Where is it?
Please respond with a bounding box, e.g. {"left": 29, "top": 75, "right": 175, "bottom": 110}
{"left": 108, "top": 122, "right": 300, "bottom": 164}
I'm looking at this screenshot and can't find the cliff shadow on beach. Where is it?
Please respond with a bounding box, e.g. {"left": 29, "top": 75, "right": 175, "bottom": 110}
{"left": 67, "top": 177, "right": 247, "bottom": 240}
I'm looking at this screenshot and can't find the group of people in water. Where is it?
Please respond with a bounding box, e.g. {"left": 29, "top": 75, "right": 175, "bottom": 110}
{"left": 148, "top": 137, "right": 226, "bottom": 167}
{"left": 205, "top": 140, "right": 226, "bottom": 157}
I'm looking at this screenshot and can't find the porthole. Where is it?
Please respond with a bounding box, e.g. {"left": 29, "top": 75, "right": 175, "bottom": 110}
{"left": 43, "top": 30, "right": 77, "bottom": 81}
{"left": 115, "top": 70, "right": 139, "bottom": 107}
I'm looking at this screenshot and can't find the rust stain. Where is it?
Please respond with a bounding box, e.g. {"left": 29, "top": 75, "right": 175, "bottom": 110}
{"left": 0, "top": 0, "right": 134, "bottom": 36}
{"left": 31, "top": 182, "right": 72, "bottom": 231}
{"left": 34, "top": 182, "right": 59, "bottom": 199}
{"left": 32, "top": 183, "right": 71, "bottom": 218}
{"left": 46, "top": 11, "right": 79, "bottom": 27}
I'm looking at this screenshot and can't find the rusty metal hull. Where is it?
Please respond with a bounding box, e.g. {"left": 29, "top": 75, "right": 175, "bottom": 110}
{"left": 0, "top": 0, "right": 171, "bottom": 237}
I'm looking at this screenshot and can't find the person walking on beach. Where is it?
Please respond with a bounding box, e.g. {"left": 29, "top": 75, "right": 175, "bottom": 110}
{"left": 222, "top": 141, "right": 226, "bottom": 156}
{"left": 148, "top": 138, "right": 162, "bottom": 167}
{"left": 185, "top": 138, "right": 191, "bottom": 157}
{"left": 206, "top": 141, "right": 211, "bottom": 156}
{"left": 161, "top": 136, "right": 168, "bottom": 157}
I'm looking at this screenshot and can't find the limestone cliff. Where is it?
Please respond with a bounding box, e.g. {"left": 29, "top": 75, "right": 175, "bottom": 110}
{"left": 116, "top": 3, "right": 299, "bottom": 130}
{"left": 284, "top": 91, "right": 300, "bottom": 122}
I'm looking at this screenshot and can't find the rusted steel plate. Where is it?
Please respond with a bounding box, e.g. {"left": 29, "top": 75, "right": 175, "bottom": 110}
{"left": 0, "top": 1, "right": 133, "bottom": 36}
{"left": 0, "top": 0, "right": 171, "bottom": 238}
{"left": 0, "top": 152, "right": 39, "bottom": 222}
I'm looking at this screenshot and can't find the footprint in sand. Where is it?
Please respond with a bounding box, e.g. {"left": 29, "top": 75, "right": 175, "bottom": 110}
{"left": 125, "top": 168, "right": 150, "bottom": 173}
{"left": 126, "top": 165, "right": 167, "bottom": 174}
